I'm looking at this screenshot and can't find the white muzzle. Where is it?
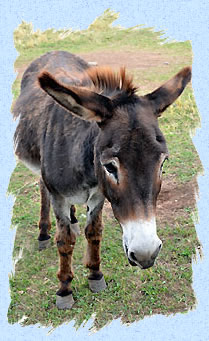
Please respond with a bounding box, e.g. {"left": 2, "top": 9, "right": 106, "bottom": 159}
{"left": 121, "top": 217, "right": 162, "bottom": 269}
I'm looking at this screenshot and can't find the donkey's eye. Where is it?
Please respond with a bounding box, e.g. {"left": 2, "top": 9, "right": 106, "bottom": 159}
{"left": 101, "top": 157, "right": 120, "bottom": 184}
{"left": 104, "top": 162, "right": 118, "bottom": 177}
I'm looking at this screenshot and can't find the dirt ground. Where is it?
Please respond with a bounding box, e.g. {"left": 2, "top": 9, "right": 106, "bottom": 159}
{"left": 103, "top": 174, "right": 197, "bottom": 227}
{"left": 79, "top": 50, "right": 175, "bottom": 69}
{"left": 16, "top": 49, "right": 197, "bottom": 226}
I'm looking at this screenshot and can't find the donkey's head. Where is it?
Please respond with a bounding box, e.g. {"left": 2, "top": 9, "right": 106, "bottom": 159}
{"left": 39, "top": 65, "right": 191, "bottom": 269}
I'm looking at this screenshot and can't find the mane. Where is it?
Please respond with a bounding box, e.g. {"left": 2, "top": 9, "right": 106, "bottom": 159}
{"left": 86, "top": 66, "right": 138, "bottom": 99}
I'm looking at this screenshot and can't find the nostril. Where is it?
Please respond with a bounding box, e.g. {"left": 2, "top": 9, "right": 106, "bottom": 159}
{"left": 159, "top": 243, "right": 162, "bottom": 251}
{"left": 130, "top": 251, "right": 137, "bottom": 262}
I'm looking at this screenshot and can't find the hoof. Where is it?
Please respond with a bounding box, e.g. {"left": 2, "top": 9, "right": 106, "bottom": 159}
{"left": 88, "top": 275, "right": 107, "bottom": 293}
{"left": 56, "top": 294, "right": 75, "bottom": 310}
{"left": 71, "top": 222, "right": 80, "bottom": 236}
{"left": 38, "top": 237, "right": 51, "bottom": 250}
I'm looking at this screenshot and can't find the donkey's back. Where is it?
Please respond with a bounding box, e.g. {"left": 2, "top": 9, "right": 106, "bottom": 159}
{"left": 13, "top": 51, "right": 91, "bottom": 173}
{"left": 18, "top": 50, "right": 90, "bottom": 91}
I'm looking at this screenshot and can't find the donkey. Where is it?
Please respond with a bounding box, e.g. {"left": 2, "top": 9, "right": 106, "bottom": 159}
{"left": 13, "top": 50, "right": 191, "bottom": 309}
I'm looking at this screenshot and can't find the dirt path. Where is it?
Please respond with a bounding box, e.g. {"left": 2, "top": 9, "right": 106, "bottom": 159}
{"left": 79, "top": 50, "right": 174, "bottom": 69}
{"left": 16, "top": 49, "right": 190, "bottom": 89}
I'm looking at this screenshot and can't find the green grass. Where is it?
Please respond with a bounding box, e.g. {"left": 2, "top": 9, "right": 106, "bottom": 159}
{"left": 159, "top": 89, "right": 201, "bottom": 182}
{"left": 8, "top": 9, "right": 201, "bottom": 330}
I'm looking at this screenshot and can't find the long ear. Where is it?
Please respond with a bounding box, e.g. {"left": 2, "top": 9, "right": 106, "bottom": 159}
{"left": 145, "top": 67, "right": 191, "bottom": 116}
{"left": 38, "top": 71, "right": 113, "bottom": 122}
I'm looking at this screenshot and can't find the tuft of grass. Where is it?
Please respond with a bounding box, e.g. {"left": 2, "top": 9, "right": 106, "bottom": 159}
{"left": 8, "top": 9, "right": 201, "bottom": 330}
{"left": 88, "top": 9, "right": 120, "bottom": 31}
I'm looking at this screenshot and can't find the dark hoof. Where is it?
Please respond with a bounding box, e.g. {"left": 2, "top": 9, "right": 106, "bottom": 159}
{"left": 38, "top": 238, "right": 51, "bottom": 250}
{"left": 88, "top": 275, "right": 107, "bottom": 293}
{"left": 56, "top": 294, "right": 74, "bottom": 309}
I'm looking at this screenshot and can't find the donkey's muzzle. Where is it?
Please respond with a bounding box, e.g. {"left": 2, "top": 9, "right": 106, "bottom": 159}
{"left": 128, "top": 243, "right": 162, "bottom": 269}
{"left": 121, "top": 217, "right": 162, "bottom": 269}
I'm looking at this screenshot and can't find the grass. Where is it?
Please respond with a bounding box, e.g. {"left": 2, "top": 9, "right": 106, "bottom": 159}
{"left": 8, "top": 9, "right": 201, "bottom": 330}
{"left": 160, "top": 89, "right": 201, "bottom": 182}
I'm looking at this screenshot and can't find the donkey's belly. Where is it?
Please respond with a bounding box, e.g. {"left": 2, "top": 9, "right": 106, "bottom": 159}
{"left": 19, "top": 155, "right": 102, "bottom": 209}
{"left": 20, "top": 157, "right": 41, "bottom": 176}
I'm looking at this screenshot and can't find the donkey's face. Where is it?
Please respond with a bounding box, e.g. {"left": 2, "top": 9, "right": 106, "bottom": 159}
{"left": 94, "top": 104, "right": 168, "bottom": 268}
{"left": 39, "top": 65, "right": 191, "bottom": 269}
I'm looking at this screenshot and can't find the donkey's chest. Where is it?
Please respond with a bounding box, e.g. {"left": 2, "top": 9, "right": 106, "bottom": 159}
{"left": 59, "top": 186, "right": 102, "bottom": 221}
{"left": 66, "top": 187, "right": 97, "bottom": 205}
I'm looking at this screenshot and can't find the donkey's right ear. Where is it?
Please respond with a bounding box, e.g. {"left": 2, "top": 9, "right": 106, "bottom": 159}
{"left": 38, "top": 71, "right": 113, "bottom": 123}
{"left": 145, "top": 66, "right": 192, "bottom": 117}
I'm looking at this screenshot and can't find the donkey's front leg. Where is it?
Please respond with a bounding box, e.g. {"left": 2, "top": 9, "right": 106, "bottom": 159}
{"left": 51, "top": 196, "right": 79, "bottom": 309}
{"left": 38, "top": 177, "right": 51, "bottom": 250}
{"left": 85, "top": 195, "right": 106, "bottom": 292}
{"left": 55, "top": 217, "right": 76, "bottom": 309}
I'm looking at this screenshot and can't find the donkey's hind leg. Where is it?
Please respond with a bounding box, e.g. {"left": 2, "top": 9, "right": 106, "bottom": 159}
{"left": 84, "top": 194, "right": 107, "bottom": 293}
{"left": 38, "top": 177, "right": 51, "bottom": 250}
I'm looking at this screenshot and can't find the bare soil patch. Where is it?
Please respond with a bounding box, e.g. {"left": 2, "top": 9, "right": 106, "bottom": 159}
{"left": 79, "top": 50, "right": 180, "bottom": 70}
{"left": 157, "top": 175, "right": 197, "bottom": 225}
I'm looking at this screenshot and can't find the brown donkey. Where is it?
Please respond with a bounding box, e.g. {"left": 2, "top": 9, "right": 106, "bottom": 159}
{"left": 13, "top": 51, "right": 191, "bottom": 309}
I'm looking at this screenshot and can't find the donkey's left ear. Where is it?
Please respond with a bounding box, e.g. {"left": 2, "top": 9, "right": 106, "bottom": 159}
{"left": 38, "top": 71, "right": 113, "bottom": 123}
{"left": 145, "top": 67, "right": 191, "bottom": 116}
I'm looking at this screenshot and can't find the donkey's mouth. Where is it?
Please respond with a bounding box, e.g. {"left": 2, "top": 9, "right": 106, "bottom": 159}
{"left": 128, "top": 258, "right": 138, "bottom": 266}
